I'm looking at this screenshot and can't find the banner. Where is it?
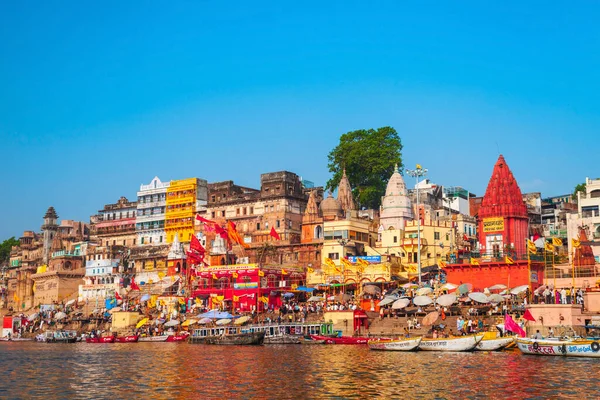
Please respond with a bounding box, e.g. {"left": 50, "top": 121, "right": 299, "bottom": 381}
{"left": 483, "top": 217, "right": 504, "bottom": 232}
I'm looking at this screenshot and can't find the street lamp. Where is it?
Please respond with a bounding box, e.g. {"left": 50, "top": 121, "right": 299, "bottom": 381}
{"left": 406, "top": 164, "right": 428, "bottom": 285}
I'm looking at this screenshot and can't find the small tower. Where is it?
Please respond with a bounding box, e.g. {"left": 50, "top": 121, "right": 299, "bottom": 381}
{"left": 41, "top": 206, "right": 59, "bottom": 264}
{"left": 380, "top": 163, "right": 413, "bottom": 230}
{"left": 302, "top": 190, "right": 324, "bottom": 243}
{"left": 167, "top": 233, "right": 186, "bottom": 276}
{"left": 337, "top": 169, "right": 356, "bottom": 213}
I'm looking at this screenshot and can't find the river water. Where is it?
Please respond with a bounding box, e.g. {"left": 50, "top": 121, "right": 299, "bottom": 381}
{"left": 0, "top": 342, "right": 596, "bottom": 399}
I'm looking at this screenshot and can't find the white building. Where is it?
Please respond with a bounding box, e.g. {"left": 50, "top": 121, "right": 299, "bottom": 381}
{"left": 78, "top": 258, "right": 119, "bottom": 302}
{"left": 566, "top": 177, "right": 600, "bottom": 262}
{"left": 379, "top": 165, "right": 413, "bottom": 230}
{"left": 136, "top": 177, "right": 170, "bottom": 246}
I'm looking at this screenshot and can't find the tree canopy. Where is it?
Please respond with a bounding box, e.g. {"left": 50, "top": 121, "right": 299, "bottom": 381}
{"left": 326, "top": 126, "right": 403, "bottom": 209}
{"left": 0, "top": 237, "right": 19, "bottom": 265}
{"left": 573, "top": 182, "right": 586, "bottom": 200}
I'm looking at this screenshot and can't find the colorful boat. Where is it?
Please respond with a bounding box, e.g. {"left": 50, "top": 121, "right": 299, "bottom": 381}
{"left": 419, "top": 335, "right": 483, "bottom": 352}
{"left": 115, "top": 335, "right": 139, "bottom": 343}
{"left": 201, "top": 331, "right": 265, "bottom": 345}
{"left": 166, "top": 332, "right": 190, "bottom": 342}
{"left": 86, "top": 336, "right": 116, "bottom": 343}
{"left": 368, "top": 337, "right": 422, "bottom": 351}
{"left": 476, "top": 337, "right": 515, "bottom": 351}
{"left": 516, "top": 337, "right": 600, "bottom": 358}
{"left": 310, "top": 335, "right": 371, "bottom": 344}
{"left": 138, "top": 335, "right": 169, "bottom": 342}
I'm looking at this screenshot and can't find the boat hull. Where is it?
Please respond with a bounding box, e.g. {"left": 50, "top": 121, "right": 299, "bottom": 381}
{"left": 201, "top": 332, "right": 265, "bottom": 345}
{"left": 115, "top": 335, "right": 139, "bottom": 343}
{"left": 476, "top": 337, "right": 515, "bottom": 351}
{"left": 310, "top": 335, "right": 371, "bottom": 345}
{"left": 516, "top": 338, "right": 600, "bottom": 358}
{"left": 166, "top": 332, "right": 190, "bottom": 342}
{"left": 86, "top": 337, "right": 116, "bottom": 343}
{"left": 138, "top": 335, "right": 169, "bottom": 342}
{"left": 264, "top": 335, "right": 302, "bottom": 344}
{"left": 419, "top": 335, "right": 483, "bottom": 352}
{"left": 368, "top": 337, "right": 422, "bottom": 351}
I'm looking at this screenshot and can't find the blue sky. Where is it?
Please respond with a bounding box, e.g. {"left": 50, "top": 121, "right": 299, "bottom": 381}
{"left": 1, "top": 1, "right": 599, "bottom": 239}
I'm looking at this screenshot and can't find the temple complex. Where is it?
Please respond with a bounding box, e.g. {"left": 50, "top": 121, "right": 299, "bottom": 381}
{"left": 379, "top": 164, "right": 413, "bottom": 231}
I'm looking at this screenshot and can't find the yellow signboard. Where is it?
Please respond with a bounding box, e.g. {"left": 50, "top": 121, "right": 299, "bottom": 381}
{"left": 483, "top": 217, "right": 504, "bottom": 232}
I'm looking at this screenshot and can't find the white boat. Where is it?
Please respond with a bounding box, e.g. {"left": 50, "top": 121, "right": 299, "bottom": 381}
{"left": 476, "top": 337, "right": 515, "bottom": 351}
{"left": 419, "top": 335, "right": 483, "bottom": 352}
{"left": 368, "top": 337, "right": 422, "bottom": 351}
{"left": 516, "top": 337, "right": 600, "bottom": 358}
{"left": 138, "top": 335, "right": 169, "bottom": 342}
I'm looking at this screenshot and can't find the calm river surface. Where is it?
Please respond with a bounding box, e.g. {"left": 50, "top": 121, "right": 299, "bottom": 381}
{"left": 0, "top": 342, "right": 597, "bottom": 399}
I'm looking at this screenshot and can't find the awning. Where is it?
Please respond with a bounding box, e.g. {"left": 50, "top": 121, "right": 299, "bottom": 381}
{"left": 295, "top": 286, "right": 316, "bottom": 292}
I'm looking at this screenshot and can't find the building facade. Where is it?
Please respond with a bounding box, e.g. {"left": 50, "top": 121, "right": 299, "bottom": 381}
{"left": 92, "top": 197, "right": 138, "bottom": 248}
{"left": 165, "top": 178, "right": 208, "bottom": 243}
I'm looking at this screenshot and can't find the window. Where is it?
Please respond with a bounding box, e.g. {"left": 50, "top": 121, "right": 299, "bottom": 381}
{"left": 211, "top": 212, "right": 216, "bottom": 218}
{"left": 123, "top": 240, "right": 126, "bottom": 246}
{"left": 276, "top": 220, "right": 280, "bottom": 228}
{"left": 257, "top": 223, "right": 261, "bottom": 230}
{"left": 243, "top": 207, "right": 247, "bottom": 215}
{"left": 149, "top": 237, "right": 152, "bottom": 243}
{"left": 236, "top": 208, "right": 240, "bottom": 215}
{"left": 265, "top": 222, "right": 269, "bottom": 229}
{"left": 250, "top": 207, "right": 254, "bottom": 215}
{"left": 289, "top": 220, "right": 292, "bottom": 229}
{"left": 159, "top": 236, "right": 163, "bottom": 243}
{"left": 141, "top": 237, "right": 144, "bottom": 244}
{"left": 113, "top": 240, "right": 116, "bottom": 246}
{"left": 393, "top": 236, "right": 398, "bottom": 243}
{"left": 434, "top": 232, "right": 440, "bottom": 240}
{"left": 270, "top": 205, "right": 274, "bottom": 212}
{"left": 328, "top": 252, "right": 340, "bottom": 260}
{"left": 221, "top": 211, "right": 225, "bottom": 217}
{"left": 133, "top": 239, "right": 136, "bottom": 245}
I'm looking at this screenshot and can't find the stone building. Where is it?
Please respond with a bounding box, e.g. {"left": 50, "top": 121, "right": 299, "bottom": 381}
{"left": 91, "top": 197, "right": 138, "bottom": 248}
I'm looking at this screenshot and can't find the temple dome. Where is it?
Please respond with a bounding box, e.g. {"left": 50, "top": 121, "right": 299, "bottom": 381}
{"left": 320, "top": 192, "right": 343, "bottom": 218}
{"left": 380, "top": 164, "right": 413, "bottom": 230}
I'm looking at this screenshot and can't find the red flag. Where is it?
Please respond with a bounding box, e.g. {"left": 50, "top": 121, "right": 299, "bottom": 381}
{"left": 270, "top": 227, "right": 281, "bottom": 240}
{"left": 130, "top": 278, "right": 140, "bottom": 291}
{"left": 504, "top": 314, "right": 526, "bottom": 337}
{"left": 523, "top": 309, "right": 536, "bottom": 322}
{"left": 186, "top": 250, "right": 203, "bottom": 265}
{"left": 532, "top": 232, "right": 541, "bottom": 242}
{"left": 214, "top": 224, "right": 228, "bottom": 240}
{"left": 190, "top": 234, "right": 205, "bottom": 254}
{"left": 196, "top": 215, "right": 216, "bottom": 224}
{"left": 227, "top": 221, "right": 249, "bottom": 248}
{"left": 115, "top": 291, "right": 122, "bottom": 300}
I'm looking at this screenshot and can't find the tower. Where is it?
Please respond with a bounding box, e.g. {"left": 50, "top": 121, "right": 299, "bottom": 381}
{"left": 337, "top": 169, "right": 355, "bottom": 213}
{"left": 301, "top": 190, "right": 324, "bottom": 243}
{"left": 167, "top": 233, "right": 186, "bottom": 276}
{"left": 41, "top": 206, "right": 59, "bottom": 264}
{"left": 380, "top": 164, "right": 413, "bottom": 230}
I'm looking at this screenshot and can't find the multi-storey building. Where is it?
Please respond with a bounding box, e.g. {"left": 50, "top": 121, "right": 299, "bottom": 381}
{"left": 165, "top": 178, "right": 208, "bottom": 244}
{"left": 79, "top": 243, "right": 122, "bottom": 306}
{"left": 92, "top": 197, "right": 138, "bottom": 248}
{"left": 566, "top": 177, "right": 600, "bottom": 263}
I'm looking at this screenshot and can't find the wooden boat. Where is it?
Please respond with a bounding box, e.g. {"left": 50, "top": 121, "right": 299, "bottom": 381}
{"left": 300, "top": 337, "right": 325, "bottom": 345}
{"left": 476, "top": 337, "right": 515, "bottom": 351}
{"left": 201, "top": 331, "right": 265, "bottom": 345}
{"left": 310, "top": 335, "right": 371, "bottom": 344}
{"left": 419, "top": 334, "right": 483, "bottom": 352}
{"left": 0, "top": 337, "right": 33, "bottom": 342}
{"left": 368, "top": 337, "right": 422, "bottom": 351}
{"left": 86, "top": 336, "right": 116, "bottom": 343}
{"left": 115, "top": 335, "right": 139, "bottom": 343}
{"left": 516, "top": 337, "right": 600, "bottom": 358}
{"left": 44, "top": 330, "right": 78, "bottom": 343}
{"left": 138, "top": 335, "right": 170, "bottom": 342}
{"left": 191, "top": 322, "right": 333, "bottom": 345}
{"left": 166, "top": 332, "right": 190, "bottom": 342}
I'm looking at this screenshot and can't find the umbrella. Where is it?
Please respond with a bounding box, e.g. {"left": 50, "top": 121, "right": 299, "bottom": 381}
{"left": 483, "top": 288, "right": 491, "bottom": 295}
{"left": 458, "top": 296, "right": 471, "bottom": 303}
{"left": 413, "top": 296, "right": 433, "bottom": 306}
{"left": 363, "top": 285, "right": 381, "bottom": 295}
{"left": 378, "top": 297, "right": 396, "bottom": 307}
{"left": 307, "top": 296, "right": 324, "bottom": 302}
{"left": 468, "top": 292, "right": 489, "bottom": 304}
{"left": 181, "top": 319, "right": 197, "bottom": 327}
{"left": 534, "top": 285, "right": 547, "bottom": 294}
{"left": 65, "top": 299, "right": 76, "bottom": 306}
{"left": 282, "top": 292, "right": 295, "bottom": 298}
{"left": 234, "top": 316, "right": 251, "bottom": 325}
{"left": 199, "top": 310, "right": 234, "bottom": 319}
{"left": 216, "top": 319, "right": 231, "bottom": 325}
{"left": 487, "top": 294, "right": 505, "bottom": 304}
{"left": 198, "top": 317, "right": 212, "bottom": 325}
{"left": 140, "top": 294, "right": 150, "bottom": 302}
{"left": 440, "top": 283, "right": 458, "bottom": 290}
{"left": 416, "top": 287, "right": 433, "bottom": 296}
{"left": 109, "top": 307, "right": 122, "bottom": 314}
{"left": 489, "top": 284, "right": 507, "bottom": 290}
{"left": 54, "top": 312, "right": 67, "bottom": 320}
{"left": 153, "top": 319, "right": 165, "bottom": 325}
{"left": 164, "top": 320, "right": 180, "bottom": 327}
{"left": 28, "top": 313, "right": 39, "bottom": 322}
{"left": 335, "top": 293, "right": 352, "bottom": 303}
{"left": 511, "top": 285, "right": 529, "bottom": 295}
{"left": 422, "top": 311, "right": 439, "bottom": 326}
{"left": 457, "top": 283, "right": 473, "bottom": 295}
{"left": 435, "top": 294, "right": 457, "bottom": 307}
{"left": 402, "top": 283, "right": 418, "bottom": 289}
{"left": 392, "top": 298, "right": 411, "bottom": 309}
{"left": 136, "top": 318, "right": 148, "bottom": 329}
{"left": 296, "top": 286, "right": 316, "bottom": 292}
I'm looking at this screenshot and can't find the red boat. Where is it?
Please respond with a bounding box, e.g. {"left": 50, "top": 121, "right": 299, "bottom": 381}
{"left": 310, "top": 335, "right": 371, "bottom": 345}
{"left": 115, "top": 335, "right": 139, "bottom": 343}
{"left": 166, "top": 331, "right": 190, "bottom": 342}
{"left": 86, "top": 336, "right": 116, "bottom": 344}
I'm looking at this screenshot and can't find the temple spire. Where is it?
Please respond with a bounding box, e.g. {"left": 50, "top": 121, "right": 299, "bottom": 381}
{"left": 479, "top": 155, "right": 527, "bottom": 219}
{"left": 337, "top": 169, "right": 355, "bottom": 212}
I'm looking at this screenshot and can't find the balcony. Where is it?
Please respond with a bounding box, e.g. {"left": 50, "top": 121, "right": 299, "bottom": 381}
{"left": 135, "top": 214, "right": 165, "bottom": 224}
{"left": 137, "top": 200, "right": 166, "bottom": 209}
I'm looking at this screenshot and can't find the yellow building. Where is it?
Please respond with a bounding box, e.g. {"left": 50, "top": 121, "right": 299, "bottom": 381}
{"left": 394, "top": 220, "right": 454, "bottom": 270}
{"left": 165, "top": 178, "right": 208, "bottom": 243}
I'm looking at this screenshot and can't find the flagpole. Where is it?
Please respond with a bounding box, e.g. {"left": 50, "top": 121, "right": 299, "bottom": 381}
{"left": 527, "top": 244, "right": 531, "bottom": 293}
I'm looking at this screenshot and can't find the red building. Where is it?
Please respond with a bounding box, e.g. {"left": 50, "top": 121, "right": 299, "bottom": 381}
{"left": 192, "top": 264, "right": 305, "bottom": 312}
{"left": 444, "top": 155, "right": 543, "bottom": 291}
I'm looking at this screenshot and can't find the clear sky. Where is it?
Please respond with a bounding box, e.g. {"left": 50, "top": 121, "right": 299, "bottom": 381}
{"left": 1, "top": 1, "right": 599, "bottom": 239}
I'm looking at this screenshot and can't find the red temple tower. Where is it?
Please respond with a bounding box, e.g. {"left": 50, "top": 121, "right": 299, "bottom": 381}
{"left": 477, "top": 155, "right": 529, "bottom": 258}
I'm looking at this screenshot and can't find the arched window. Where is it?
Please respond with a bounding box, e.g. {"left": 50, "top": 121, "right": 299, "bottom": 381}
{"left": 314, "top": 226, "right": 323, "bottom": 239}
{"left": 267, "top": 274, "right": 277, "bottom": 287}
{"left": 218, "top": 277, "right": 230, "bottom": 289}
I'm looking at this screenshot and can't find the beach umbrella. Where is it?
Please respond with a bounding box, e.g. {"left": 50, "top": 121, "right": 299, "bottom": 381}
{"left": 363, "top": 285, "right": 381, "bottom": 295}
{"left": 140, "top": 294, "right": 150, "bottom": 302}
{"left": 402, "top": 283, "right": 418, "bottom": 289}
{"left": 198, "top": 317, "right": 212, "bottom": 325}
{"left": 392, "top": 298, "right": 411, "bottom": 309}
{"left": 216, "top": 319, "right": 231, "bottom": 326}
{"left": 457, "top": 283, "right": 473, "bottom": 295}
{"left": 483, "top": 288, "right": 491, "bottom": 295}
{"left": 468, "top": 292, "right": 489, "bottom": 304}
{"left": 440, "top": 283, "right": 458, "bottom": 290}
{"left": 65, "top": 299, "right": 76, "bottom": 307}
{"left": 335, "top": 293, "right": 352, "bottom": 303}
{"left": 282, "top": 292, "right": 295, "bottom": 298}
{"left": 489, "top": 284, "right": 507, "bottom": 290}
{"left": 181, "top": 319, "right": 197, "bottom": 327}
{"left": 199, "top": 310, "right": 234, "bottom": 319}
{"left": 28, "top": 313, "right": 39, "bottom": 322}
{"left": 510, "top": 285, "right": 529, "bottom": 295}
{"left": 413, "top": 296, "right": 433, "bottom": 306}
{"left": 422, "top": 311, "right": 439, "bottom": 326}
{"left": 164, "top": 320, "right": 180, "bottom": 327}
{"left": 534, "top": 285, "right": 548, "bottom": 294}
{"left": 378, "top": 297, "right": 396, "bottom": 307}
{"left": 54, "top": 312, "right": 67, "bottom": 320}
{"left": 136, "top": 318, "right": 148, "bottom": 329}
{"left": 487, "top": 294, "right": 505, "bottom": 304}
{"left": 234, "top": 316, "right": 251, "bottom": 325}
{"left": 153, "top": 319, "right": 165, "bottom": 325}
{"left": 307, "top": 296, "right": 324, "bottom": 302}
{"left": 435, "top": 294, "right": 457, "bottom": 307}
{"left": 416, "top": 287, "right": 433, "bottom": 296}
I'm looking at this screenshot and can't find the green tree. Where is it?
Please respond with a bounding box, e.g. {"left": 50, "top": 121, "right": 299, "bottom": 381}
{"left": 326, "top": 126, "right": 403, "bottom": 209}
{"left": 573, "top": 182, "right": 586, "bottom": 200}
{"left": 0, "top": 237, "right": 20, "bottom": 265}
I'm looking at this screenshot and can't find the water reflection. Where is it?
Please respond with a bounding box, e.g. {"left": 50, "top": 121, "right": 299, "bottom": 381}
{"left": 0, "top": 343, "right": 597, "bottom": 399}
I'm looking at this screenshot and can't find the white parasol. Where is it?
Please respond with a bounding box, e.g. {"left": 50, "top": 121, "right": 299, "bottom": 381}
{"left": 488, "top": 284, "right": 507, "bottom": 290}
{"left": 413, "top": 295, "right": 433, "bottom": 306}
{"left": 164, "top": 320, "right": 180, "bottom": 327}
{"left": 65, "top": 299, "right": 76, "bottom": 307}
{"left": 435, "top": 294, "right": 457, "bottom": 307}
{"left": 440, "top": 283, "right": 458, "bottom": 290}
{"left": 378, "top": 297, "right": 397, "bottom": 307}
{"left": 468, "top": 292, "right": 489, "bottom": 304}
{"left": 391, "top": 298, "right": 411, "bottom": 309}
{"left": 510, "top": 285, "right": 529, "bottom": 295}
{"left": 54, "top": 312, "right": 67, "bottom": 320}
{"left": 416, "top": 287, "right": 433, "bottom": 296}
{"left": 28, "top": 313, "right": 39, "bottom": 321}
{"left": 487, "top": 294, "right": 505, "bottom": 304}
{"left": 216, "top": 319, "right": 231, "bottom": 326}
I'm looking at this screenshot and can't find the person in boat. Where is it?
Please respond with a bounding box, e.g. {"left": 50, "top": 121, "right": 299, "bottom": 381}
{"left": 533, "top": 330, "right": 543, "bottom": 339}
{"left": 432, "top": 330, "right": 438, "bottom": 339}
{"left": 404, "top": 327, "right": 410, "bottom": 338}
{"left": 548, "top": 327, "right": 554, "bottom": 338}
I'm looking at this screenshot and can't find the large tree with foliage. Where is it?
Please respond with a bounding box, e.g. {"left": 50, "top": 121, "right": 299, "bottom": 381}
{"left": 326, "top": 126, "right": 403, "bottom": 209}
{"left": 573, "top": 182, "right": 586, "bottom": 200}
{"left": 0, "top": 237, "right": 20, "bottom": 265}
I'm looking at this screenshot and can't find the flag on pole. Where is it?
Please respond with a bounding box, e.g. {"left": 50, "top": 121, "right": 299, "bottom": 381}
{"left": 439, "top": 260, "right": 447, "bottom": 268}
{"left": 470, "top": 257, "right": 480, "bottom": 266}
{"left": 544, "top": 242, "right": 555, "bottom": 252}
{"left": 307, "top": 267, "right": 314, "bottom": 273}
{"left": 504, "top": 314, "right": 526, "bottom": 337}
{"left": 258, "top": 270, "right": 264, "bottom": 277}
{"left": 232, "top": 272, "right": 239, "bottom": 279}
{"left": 572, "top": 238, "right": 581, "bottom": 248}
{"left": 195, "top": 215, "right": 216, "bottom": 224}
{"left": 552, "top": 238, "right": 563, "bottom": 247}
{"left": 130, "top": 279, "right": 140, "bottom": 291}
{"left": 269, "top": 227, "right": 281, "bottom": 240}
{"left": 233, "top": 295, "right": 239, "bottom": 302}
{"left": 527, "top": 239, "right": 537, "bottom": 254}
{"left": 13, "top": 293, "right": 19, "bottom": 303}
{"left": 281, "top": 269, "right": 288, "bottom": 275}
{"left": 227, "top": 221, "right": 249, "bottom": 248}
{"left": 190, "top": 234, "right": 205, "bottom": 253}
{"left": 115, "top": 291, "right": 122, "bottom": 301}
{"left": 212, "top": 273, "right": 218, "bottom": 280}
{"left": 523, "top": 309, "right": 536, "bottom": 322}
{"left": 505, "top": 256, "right": 514, "bottom": 265}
